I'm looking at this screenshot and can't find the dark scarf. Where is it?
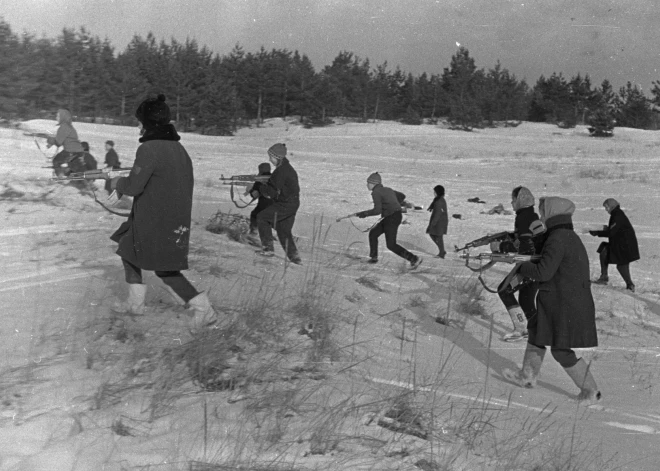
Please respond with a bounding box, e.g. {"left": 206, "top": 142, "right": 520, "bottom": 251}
{"left": 139, "top": 123, "right": 181, "bottom": 143}
{"left": 545, "top": 214, "right": 574, "bottom": 234}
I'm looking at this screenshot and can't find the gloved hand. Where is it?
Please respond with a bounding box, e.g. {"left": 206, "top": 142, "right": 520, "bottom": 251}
{"left": 588, "top": 231, "right": 597, "bottom": 236}
{"left": 357, "top": 213, "right": 366, "bottom": 219}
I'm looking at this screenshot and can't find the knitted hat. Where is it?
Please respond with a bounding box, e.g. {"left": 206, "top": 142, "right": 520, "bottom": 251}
{"left": 267, "top": 143, "right": 287, "bottom": 160}
{"left": 258, "top": 162, "right": 271, "bottom": 174}
{"left": 135, "top": 94, "right": 171, "bottom": 127}
{"left": 367, "top": 172, "right": 382, "bottom": 185}
{"left": 105, "top": 140, "right": 114, "bottom": 147}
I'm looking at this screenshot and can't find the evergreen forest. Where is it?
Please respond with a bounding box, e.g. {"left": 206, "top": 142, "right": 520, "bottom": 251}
{"left": 2, "top": 19, "right": 660, "bottom": 135}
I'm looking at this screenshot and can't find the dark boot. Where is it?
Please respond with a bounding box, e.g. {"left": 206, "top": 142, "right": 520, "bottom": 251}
{"left": 617, "top": 264, "right": 634, "bottom": 292}
{"left": 502, "top": 343, "right": 546, "bottom": 388}
{"left": 594, "top": 250, "right": 609, "bottom": 284}
{"left": 564, "top": 358, "right": 601, "bottom": 403}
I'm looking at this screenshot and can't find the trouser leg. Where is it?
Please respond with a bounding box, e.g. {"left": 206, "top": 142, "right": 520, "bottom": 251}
{"left": 616, "top": 264, "right": 634, "bottom": 287}
{"left": 155, "top": 271, "right": 199, "bottom": 303}
{"left": 518, "top": 282, "right": 539, "bottom": 320}
{"left": 249, "top": 208, "right": 259, "bottom": 233}
{"left": 368, "top": 220, "right": 385, "bottom": 259}
{"left": 274, "top": 213, "right": 299, "bottom": 261}
{"left": 430, "top": 235, "right": 446, "bottom": 256}
{"left": 599, "top": 246, "right": 609, "bottom": 279}
{"left": 383, "top": 212, "right": 416, "bottom": 262}
{"left": 256, "top": 206, "right": 276, "bottom": 251}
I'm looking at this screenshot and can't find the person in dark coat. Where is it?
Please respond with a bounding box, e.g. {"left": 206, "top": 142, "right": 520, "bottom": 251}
{"left": 104, "top": 140, "right": 121, "bottom": 194}
{"left": 426, "top": 185, "right": 448, "bottom": 258}
{"left": 355, "top": 172, "right": 422, "bottom": 269}
{"left": 492, "top": 186, "right": 542, "bottom": 342}
{"left": 246, "top": 162, "right": 273, "bottom": 235}
{"left": 81, "top": 142, "right": 98, "bottom": 170}
{"left": 589, "top": 198, "right": 639, "bottom": 292}
{"left": 48, "top": 109, "right": 86, "bottom": 176}
{"left": 503, "top": 197, "right": 601, "bottom": 403}
{"left": 255, "top": 143, "right": 302, "bottom": 264}
{"left": 107, "top": 93, "right": 217, "bottom": 331}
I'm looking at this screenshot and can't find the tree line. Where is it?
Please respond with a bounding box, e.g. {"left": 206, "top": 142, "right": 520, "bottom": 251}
{"left": 1, "top": 18, "right": 659, "bottom": 135}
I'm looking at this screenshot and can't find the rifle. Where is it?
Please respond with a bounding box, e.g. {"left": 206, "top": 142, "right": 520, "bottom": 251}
{"left": 50, "top": 168, "right": 132, "bottom": 182}
{"left": 24, "top": 132, "right": 53, "bottom": 139}
{"left": 454, "top": 231, "right": 512, "bottom": 252}
{"left": 220, "top": 174, "right": 271, "bottom": 208}
{"left": 459, "top": 253, "right": 540, "bottom": 264}
{"left": 219, "top": 174, "right": 270, "bottom": 187}
{"left": 459, "top": 252, "right": 540, "bottom": 294}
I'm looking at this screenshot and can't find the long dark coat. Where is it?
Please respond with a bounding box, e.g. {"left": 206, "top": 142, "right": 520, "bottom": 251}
{"left": 111, "top": 140, "right": 194, "bottom": 271}
{"left": 592, "top": 206, "right": 640, "bottom": 265}
{"left": 518, "top": 216, "right": 598, "bottom": 348}
{"left": 426, "top": 196, "right": 448, "bottom": 235}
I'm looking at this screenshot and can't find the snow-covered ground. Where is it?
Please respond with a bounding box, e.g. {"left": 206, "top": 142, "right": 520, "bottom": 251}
{"left": 0, "top": 118, "right": 659, "bottom": 470}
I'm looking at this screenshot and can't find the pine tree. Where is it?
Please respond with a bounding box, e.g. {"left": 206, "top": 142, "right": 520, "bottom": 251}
{"left": 441, "top": 47, "right": 483, "bottom": 130}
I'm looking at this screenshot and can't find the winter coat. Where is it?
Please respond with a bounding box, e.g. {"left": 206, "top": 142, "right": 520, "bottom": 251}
{"left": 356, "top": 184, "right": 402, "bottom": 218}
{"left": 111, "top": 137, "right": 194, "bottom": 271}
{"left": 105, "top": 149, "right": 121, "bottom": 169}
{"left": 261, "top": 157, "right": 299, "bottom": 211}
{"left": 48, "top": 109, "right": 84, "bottom": 153}
{"left": 83, "top": 152, "right": 97, "bottom": 170}
{"left": 250, "top": 173, "right": 274, "bottom": 214}
{"left": 591, "top": 206, "right": 640, "bottom": 265}
{"left": 499, "top": 206, "right": 540, "bottom": 255}
{"left": 518, "top": 197, "right": 597, "bottom": 348}
{"left": 426, "top": 196, "right": 448, "bottom": 235}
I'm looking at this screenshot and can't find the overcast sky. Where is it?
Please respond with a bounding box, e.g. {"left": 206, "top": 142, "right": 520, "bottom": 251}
{"left": 4, "top": 0, "right": 660, "bottom": 92}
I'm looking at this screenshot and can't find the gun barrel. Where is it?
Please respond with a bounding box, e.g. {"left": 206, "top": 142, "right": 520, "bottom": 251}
{"left": 51, "top": 168, "right": 131, "bottom": 181}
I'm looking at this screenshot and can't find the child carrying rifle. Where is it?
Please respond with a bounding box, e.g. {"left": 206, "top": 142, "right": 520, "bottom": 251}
{"left": 350, "top": 172, "right": 422, "bottom": 269}
{"left": 426, "top": 185, "right": 448, "bottom": 258}
{"left": 504, "top": 197, "right": 601, "bottom": 404}
{"left": 491, "top": 186, "right": 543, "bottom": 342}
{"left": 255, "top": 143, "right": 302, "bottom": 265}
{"left": 245, "top": 162, "right": 273, "bottom": 235}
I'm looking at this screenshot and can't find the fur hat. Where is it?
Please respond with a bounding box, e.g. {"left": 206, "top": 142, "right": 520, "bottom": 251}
{"left": 258, "top": 162, "right": 271, "bottom": 174}
{"left": 105, "top": 140, "right": 115, "bottom": 147}
{"left": 135, "top": 94, "right": 171, "bottom": 126}
{"left": 267, "top": 143, "right": 287, "bottom": 160}
{"left": 367, "top": 172, "right": 382, "bottom": 185}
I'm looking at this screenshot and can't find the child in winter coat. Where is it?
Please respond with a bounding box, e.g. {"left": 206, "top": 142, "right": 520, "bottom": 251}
{"left": 355, "top": 172, "right": 422, "bottom": 269}
{"left": 426, "top": 185, "right": 448, "bottom": 258}
{"left": 504, "top": 196, "right": 601, "bottom": 404}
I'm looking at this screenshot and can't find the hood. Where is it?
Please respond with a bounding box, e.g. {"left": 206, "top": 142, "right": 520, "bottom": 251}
{"left": 57, "top": 109, "right": 73, "bottom": 125}
{"left": 539, "top": 196, "right": 575, "bottom": 222}
{"left": 513, "top": 187, "right": 535, "bottom": 211}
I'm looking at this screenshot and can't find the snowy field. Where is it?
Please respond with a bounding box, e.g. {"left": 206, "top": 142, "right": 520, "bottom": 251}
{"left": 0, "top": 118, "right": 659, "bottom": 470}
